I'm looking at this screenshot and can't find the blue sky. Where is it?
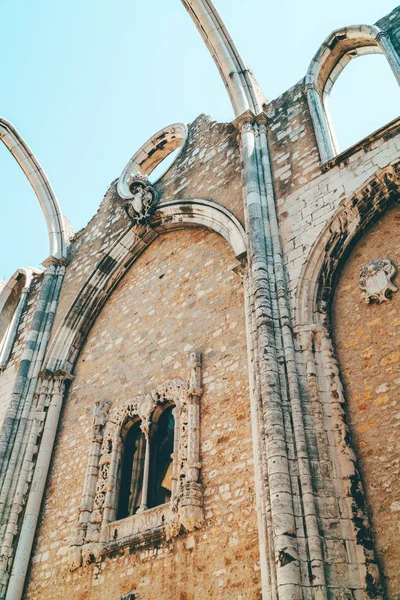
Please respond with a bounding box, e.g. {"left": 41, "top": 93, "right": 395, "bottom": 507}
{"left": 1, "top": 0, "right": 399, "bottom": 279}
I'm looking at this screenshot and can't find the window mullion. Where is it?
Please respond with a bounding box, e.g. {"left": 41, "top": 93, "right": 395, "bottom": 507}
{"left": 137, "top": 420, "right": 152, "bottom": 513}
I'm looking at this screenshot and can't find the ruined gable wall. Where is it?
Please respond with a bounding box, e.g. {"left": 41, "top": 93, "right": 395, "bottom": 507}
{"left": 333, "top": 204, "right": 400, "bottom": 598}
{"left": 25, "top": 228, "right": 260, "bottom": 600}
{"left": 49, "top": 115, "right": 243, "bottom": 344}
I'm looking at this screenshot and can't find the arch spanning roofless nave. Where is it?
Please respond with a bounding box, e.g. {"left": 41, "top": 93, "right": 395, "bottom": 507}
{"left": 1, "top": 1, "right": 400, "bottom": 599}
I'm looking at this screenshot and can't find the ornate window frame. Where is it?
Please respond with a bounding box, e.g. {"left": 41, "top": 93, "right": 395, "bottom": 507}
{"left": 69, "top": 351, "right": 203, "bottom": 569}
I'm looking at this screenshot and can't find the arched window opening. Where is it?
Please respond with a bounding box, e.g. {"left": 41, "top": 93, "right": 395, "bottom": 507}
{"left": 148, "top": 405, "right": 175, "bottom": 508}
{"left": 117, "top": 123, "right": 187, "bottom": 200}
{"left": 117, "top": 420, "right": 145, "bottom": 520}
{"left": 116, "top": 405, "right": 175, "bottom": 521}
{"left": 328, "top": 54, "right": 400, "bottom": 153}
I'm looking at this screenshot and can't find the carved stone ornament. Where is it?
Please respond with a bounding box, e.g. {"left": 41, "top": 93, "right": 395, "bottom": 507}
{"left": 69, "top": 351, "right": 203, "bottom": 570}
{"left": 124, "top": 175, "right": 159, "bottom": 225}
{"left": 359, "top": 258, "right": 398, "bottom": 304}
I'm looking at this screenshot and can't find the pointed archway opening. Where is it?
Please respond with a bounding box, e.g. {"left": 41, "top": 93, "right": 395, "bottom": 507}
{"left": 328, "top": 54, "right": 400, "bottom": 153}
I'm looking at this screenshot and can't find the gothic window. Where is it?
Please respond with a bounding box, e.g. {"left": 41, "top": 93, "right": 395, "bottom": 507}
{"left": 116, "top": 405, "right": 175, "bottom": 520}
{"left": 69, "top": 352, "right": 204, "bottom": 570}
{"left": 306, "top": 25, "right": 400, "bottom": 163}
{"left": 117, "top": 420, "right": 145, "bottom": 519}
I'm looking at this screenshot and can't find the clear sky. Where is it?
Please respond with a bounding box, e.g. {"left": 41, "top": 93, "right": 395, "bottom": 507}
{"left": 1, "top": 0, "right": 399, "bottom": 279}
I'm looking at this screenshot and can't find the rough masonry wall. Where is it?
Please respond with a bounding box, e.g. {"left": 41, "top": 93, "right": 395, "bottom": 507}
{"left": 333, "top": 204, "right": 400, "bottom": 598}
{"left": 267, "top": 88, "right": 400, "bottom": 316}
{"left": 0, "top": 275, "right": 42, "bottom": 430}
{"left": 25, "top": 228, "right": 260, "bottom": 600}
{"left": 267, "top": 81, "right": 320, "bottom": 201}
{"left": 49, "top": 115, "right": 243, "bottom": 342}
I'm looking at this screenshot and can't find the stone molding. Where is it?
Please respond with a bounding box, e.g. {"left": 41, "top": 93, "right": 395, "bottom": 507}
{"left": 296, "top": 159, "right": 400, "bottom": 327}
{"left": 305, "top": 24, "right": 400, "bottom": 163}
{"left": 117, "top": 123, "right": 188, "bottom": 198}
{"left": 69, "top": 352, "right": 203, "bottom": 570}
{"left": 46, "top": 199, "right": 246, "bottom": 374}
{"left": 359, "top": 258, "right": 398, "bottom": 304}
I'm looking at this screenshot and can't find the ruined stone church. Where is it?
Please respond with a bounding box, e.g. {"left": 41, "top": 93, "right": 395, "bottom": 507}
{"left": 1, "top": 1, "right": 400, "bottom": 598}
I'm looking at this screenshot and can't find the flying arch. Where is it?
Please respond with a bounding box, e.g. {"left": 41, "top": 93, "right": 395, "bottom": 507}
{"left": 0, "top": 118, "right": 69, "bottom": 260}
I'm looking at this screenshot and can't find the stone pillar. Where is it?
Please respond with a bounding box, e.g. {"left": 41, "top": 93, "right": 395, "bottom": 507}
{"left": 5, "top": 370, "right": 73, "bottom": 600}
{"left": 377, "top": 30, "right": 400, "bottom": 85}
{"left": 296, "top": 324, "right": 384, "bottom": 598}
{"left": 305, "top": 82, "right": 336, "bottom": 163}
{"left": 179, "top": 351, "right": 203, "bottom": 531}
{"left": 237, "top": 112, "right": 302, "bottom": 600}
{"left": 137, "top": 422, "right": 152, "bottom": 514}
{"left": 69, "top": 400, "right": 110, "bottom": 569}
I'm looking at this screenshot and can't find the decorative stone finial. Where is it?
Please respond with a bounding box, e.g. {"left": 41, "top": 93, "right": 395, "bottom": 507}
{"left": 359, "top": 258, "right": 398, "bottom": 304}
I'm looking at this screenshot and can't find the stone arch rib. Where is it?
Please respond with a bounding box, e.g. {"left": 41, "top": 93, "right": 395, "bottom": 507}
{"left": 0, "top": 118, "right": 69, "bottom": 259}
{"left": 46, "top": 198, "right": 247, "bottom": 373}
{"left": 296, "top": 159, "right": 400, "bottom": 327}
{"left": 180, "top": 0, "right": 264, "bottom": 116}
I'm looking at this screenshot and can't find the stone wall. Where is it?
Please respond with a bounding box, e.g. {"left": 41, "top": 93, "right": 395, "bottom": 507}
{"left": 25, "top": 228, "right": 260, "bottom": 600}
{"left": 333, "top": 204, "right": 400, "bottom": 598}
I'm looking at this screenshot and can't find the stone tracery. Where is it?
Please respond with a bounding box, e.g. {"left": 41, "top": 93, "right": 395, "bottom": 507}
{"left": 69, "top": 351, "right": 203, "bottom": 570}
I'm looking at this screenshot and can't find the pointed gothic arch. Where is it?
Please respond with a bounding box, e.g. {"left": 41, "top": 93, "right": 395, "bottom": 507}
{"left": 46, "top": 198, "right": 247, "bottom": 373}
{"left": 296, "top": 159, "right": 400, "bottom": 327}
{"left": 180, "top": 0, "right": 264, "bottom": 117}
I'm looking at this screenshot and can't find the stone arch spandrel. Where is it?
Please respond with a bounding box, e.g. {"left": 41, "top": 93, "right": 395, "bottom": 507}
{"left": 26, "top": 226, "right": 260, "bottom": 600}
{"left": 332, "top": 203, "right": 400, "bottom": 598}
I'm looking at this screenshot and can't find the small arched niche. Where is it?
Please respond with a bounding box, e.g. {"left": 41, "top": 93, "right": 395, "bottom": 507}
{"left": 117, "top": 123, "right": 188, "bottom": 199}
{"left": 306, "top": 25, "right": 400, "bottom": 162}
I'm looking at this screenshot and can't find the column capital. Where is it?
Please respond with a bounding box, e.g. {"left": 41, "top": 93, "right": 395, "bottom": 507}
{"left": 41, "top": 255, "right": 70, "bottom": 269}
{"left": 39, "top": 368, "right": 74, "bottom": 382}
{"left": 376, "top": 29, "right": 389, "bottom": 42}
{"left": 232, "top": 109, "right": 257, "bottom": 131}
